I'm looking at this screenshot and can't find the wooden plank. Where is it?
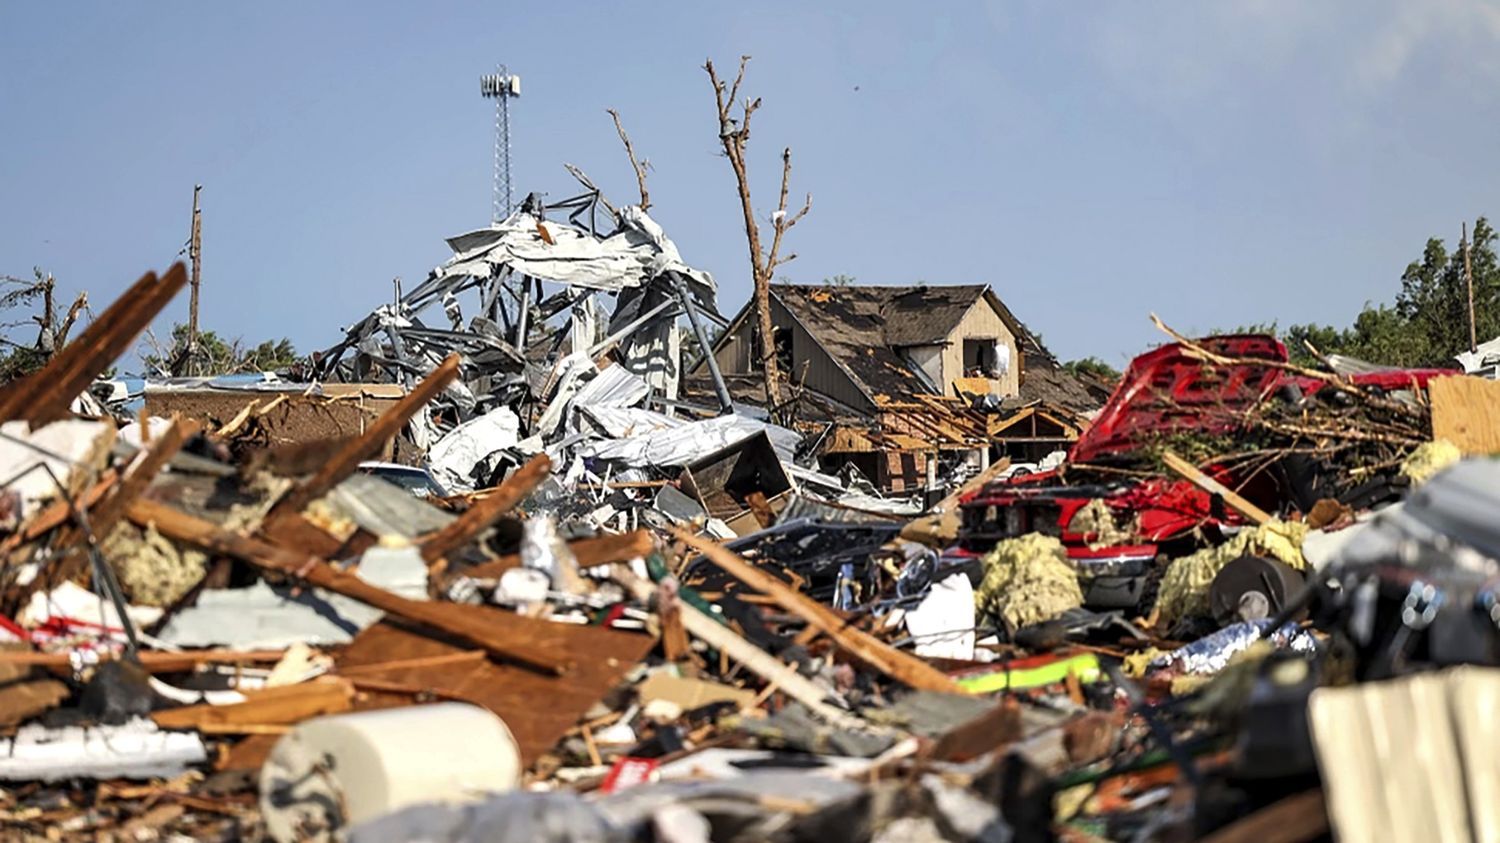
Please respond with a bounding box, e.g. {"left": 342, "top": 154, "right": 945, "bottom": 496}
{"left": 335, "top": 617, "right": 654, "bottom": 766}
{"left": 127, "top": 498, "right": 569, "bottom": 676}
{"left": 151, "top": 677, "right": 354, "bottom": 730}
{"left": 458, "top": 530, "right": 657, "bottom": 579}
{"left": 0, "top": 649, "right": 285, "bottom": 673}
{"left": 419, "top": 454, "right": 552, "bottom": 564}
{"left": 1430, "top": 375, "right": 1500, "bottom": 455}
{"left": 265, "top": 353, "right": 460, "bottom": 523}
{"left": 0, "top": 469, "right": 118, "bottom": 552}
{"left": 673, "top": 529, "right": 963, "bottom": 693}
{"left": 75, "top": 417, "right": 197, "bottom": 540}
{"left": 1161, "top": 451, "right": 1273, "bottom": 525}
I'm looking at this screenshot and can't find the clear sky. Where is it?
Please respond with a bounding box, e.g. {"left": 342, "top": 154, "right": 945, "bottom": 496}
{"left": 3, "top": 2, "right": 1499, "bottom": 373}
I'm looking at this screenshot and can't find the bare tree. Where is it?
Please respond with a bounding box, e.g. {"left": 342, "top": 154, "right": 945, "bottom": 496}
{"left": 607, "top": 109, "right": 651, "bottom": 211}
{"left": 704, "top": 55, "right": 811, "bottom": 409}
{"left": 1, "top": 270, "right": 88, "bottom": 379}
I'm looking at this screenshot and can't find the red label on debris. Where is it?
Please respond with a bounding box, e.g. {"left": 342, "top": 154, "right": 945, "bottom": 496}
{"left": 600, "top": 757, "right": 660, "bottom": 794}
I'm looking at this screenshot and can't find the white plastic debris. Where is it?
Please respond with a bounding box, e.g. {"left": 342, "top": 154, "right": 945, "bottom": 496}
{"left": 904, "top": 573, "right": 977, "bottom": 661}
{"left": 0, "top": 419, "right": 113, "bottom": 512}
{"left": 493, "top": 568, "right": 550, "bottom": 609}
{"left": 261, "top": 703, "right": 520, "bottom": 842}
{"left": 21, "top": 580, "right": 164, "bottom": 632}
{"left": 0, "top": 719, "right": 207, "bottom": 782}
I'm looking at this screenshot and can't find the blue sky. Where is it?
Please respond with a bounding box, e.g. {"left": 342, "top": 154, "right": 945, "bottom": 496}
{"left": 4, "top": 2, "right": 1499, "bottom": 373}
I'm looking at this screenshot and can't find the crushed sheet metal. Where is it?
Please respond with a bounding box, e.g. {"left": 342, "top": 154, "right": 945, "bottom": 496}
{"left": 427, "top": 406, "right": 521, "bottom": 493}
{"left": 328, "top": 473, "right": 456, "bottom": 540}
{"left": 155, "top": 581, "right": 384, "bottom": 650}
{"left": 581, "top": 413, "right": 800, "bottom": 467}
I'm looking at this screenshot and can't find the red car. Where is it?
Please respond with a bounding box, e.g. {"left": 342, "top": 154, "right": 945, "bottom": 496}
{"left": 959, "top": 335, "right": 1451, "bottom": 608}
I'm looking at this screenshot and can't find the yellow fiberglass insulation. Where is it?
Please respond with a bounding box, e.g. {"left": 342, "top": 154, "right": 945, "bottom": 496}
{"left": 974, "top": 533, "right": 1084, "bottom": 631}
{"left": 1400, "top": 439, "right": 1462, "bottom": 485}
{"left": 1155, "top": 520, "right": 1309, "bottom": 628}
{"left": 1069, "top": 498, "right": 1139, "bottom": 550}
{"left": 101, "top": 522, "right": 209, "bottom": 608}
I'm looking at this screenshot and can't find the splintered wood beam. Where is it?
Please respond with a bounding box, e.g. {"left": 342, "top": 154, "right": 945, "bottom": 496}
{"left": 1161, "top": 451, "right": 1272, "bottom": 526}
{"left": 265, "top": 354, "right": 460, "bottom": 523}
{"left": 419, "top": 453, "right": 552, "bottom": 564}
{"left": 127, "top": 498, "right": 569, "bottom": 676}
{"left": 673, "top": 528, "right": 963, "bottom": 694}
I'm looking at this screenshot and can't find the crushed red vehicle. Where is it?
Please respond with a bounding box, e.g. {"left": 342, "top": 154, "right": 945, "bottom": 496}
{"left": 958, "top": 334, "right": 1452, "bottom": 606}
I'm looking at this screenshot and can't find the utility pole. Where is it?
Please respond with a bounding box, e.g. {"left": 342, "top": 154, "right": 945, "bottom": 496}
{"left": 480, "top": 66, "right": 522, "bottom": 223}
{"left": 1465, "top": 221, "right": 1477, "bottom": 354}
{"left": 187, "top": 184, "right": 204, "bottom": 375}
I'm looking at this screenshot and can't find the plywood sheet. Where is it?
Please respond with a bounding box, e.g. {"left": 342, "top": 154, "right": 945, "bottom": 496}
{"left": 1430, "top": 375, "right": 1500, "bottom": 455}
{"left": 335, "top": 611, "right": 654, "bottom": 766}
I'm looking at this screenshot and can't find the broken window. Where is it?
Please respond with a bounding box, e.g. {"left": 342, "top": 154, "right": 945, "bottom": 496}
{"left": 963, "top": 338, "right": 1005, "bottom": 379}
{"left": 774, "top": 327, "right": 794, "bottom": 374}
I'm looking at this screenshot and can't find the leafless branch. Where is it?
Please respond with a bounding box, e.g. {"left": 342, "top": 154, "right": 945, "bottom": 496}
{"left": 766, "top": 148, "right": 813, "bottom": 270}
{"left": 704, "top": 55, "right": 813, "bottom": 417}
{"left": 606, "top": 109, "right": 651, "bottom": 211}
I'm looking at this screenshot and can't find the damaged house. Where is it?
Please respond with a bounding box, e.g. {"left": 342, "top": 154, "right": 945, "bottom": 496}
{"left": 695, "top": 283, "right": 1098, "bottom": 492}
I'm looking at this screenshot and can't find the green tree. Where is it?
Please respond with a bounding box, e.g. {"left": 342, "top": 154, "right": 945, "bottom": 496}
{"left": 143, "top": 323, "right": 300, "bottom": 376}
{"left": 1062, "top": 356, "right": 1121, "bottom": 382}
{"left": 1224, "top": 217, "right": 1500, "bottom": 369}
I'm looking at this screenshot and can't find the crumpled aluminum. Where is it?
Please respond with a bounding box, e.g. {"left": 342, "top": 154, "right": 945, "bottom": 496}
{"left": 1151, "top": 619, "right": 1318, "bottom": 675}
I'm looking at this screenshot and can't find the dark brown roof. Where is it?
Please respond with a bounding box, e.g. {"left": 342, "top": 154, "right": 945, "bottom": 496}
{"left": 1016, "top": 358, "right": 1102, "bottom": 414}
{"left": 773, "top": 284, "right": 996, "bottom": 347}
{"left": 706, "top": 282, "right": 1101, "bottom": 414}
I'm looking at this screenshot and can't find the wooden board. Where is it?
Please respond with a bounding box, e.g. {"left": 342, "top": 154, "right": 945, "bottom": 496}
{"left": 334, "top": 618, "right": 654, "bottom": 766}
{"left": 1430, "top": 375, "right": 1500, "bottom": 455}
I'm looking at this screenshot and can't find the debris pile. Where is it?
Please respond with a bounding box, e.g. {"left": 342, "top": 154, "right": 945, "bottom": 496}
{"left": 6, "top": 197, "right": 1500, "bottom": 842}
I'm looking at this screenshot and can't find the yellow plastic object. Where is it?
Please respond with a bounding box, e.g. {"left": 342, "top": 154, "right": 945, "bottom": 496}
{"left": 955, "top": 652, "right": 1103, "bottom": 694}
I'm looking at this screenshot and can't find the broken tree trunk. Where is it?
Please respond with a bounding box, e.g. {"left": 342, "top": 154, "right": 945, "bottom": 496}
{"left": 0, "top": 264, "right": 188, "bottom": 424}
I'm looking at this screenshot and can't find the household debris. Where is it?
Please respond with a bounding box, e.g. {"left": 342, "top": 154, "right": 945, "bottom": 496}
{"left": 3, "top": 202, "right": 1499, "bottom": 843}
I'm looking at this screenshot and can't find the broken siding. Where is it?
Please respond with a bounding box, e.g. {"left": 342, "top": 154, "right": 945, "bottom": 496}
{"left": 939, "top": 298, "right": 1020, "bottom": 397}
{"left": 711, "top": 298, "right": 874, "bottom": 412}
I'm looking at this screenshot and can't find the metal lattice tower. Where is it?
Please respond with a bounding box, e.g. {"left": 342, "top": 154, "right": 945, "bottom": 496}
{"left": 480, "top": 65, "right": 521, "bottom": 223}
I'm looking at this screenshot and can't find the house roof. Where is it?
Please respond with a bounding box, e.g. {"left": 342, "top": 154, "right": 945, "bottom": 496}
{"left": 773, "top": 283, "right": 1014, "bottom": 347}
{"left": 772, "top": 284, "right": 1019, "bottom": 401}
{"left": 699, "top": 282, "right": 1100, "bottom": 413}
{"left": 1015, "top": 359, "right": 1104, "bottom": 414}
